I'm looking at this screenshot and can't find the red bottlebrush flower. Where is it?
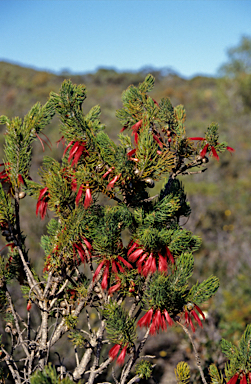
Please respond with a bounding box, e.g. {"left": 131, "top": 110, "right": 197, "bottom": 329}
{"left": 200, "top": 143, "right": 209, "bottom": 158}
{"left": 240, "top": 374, "right": 247, "bottom": 384}
{"left": 101, "top": 262, "right": 109, "bottom": 289}
{"left": 227, "top": 146, "right": 235, "bottom": 153}
{"left": 76, "top": 184, "right": 84, "bottom": 205}
{"left": 163, "top": 309, "right": 173, "bottom": 326}
{"left": 36, "top": 187, "right": 49, "bottom": 220}
{"left": 138, "top": 308, "right": 153, "bottom": 328}
{"left": 227, "top": 374, "right": 239, "bottom": 384}
{"left": 102, "top": 167, "right": 115, "bottom": 179}
{"left": 27, "top": 300, "right": 32, "bottom": 312}
{"left": 84, "top": 187, "right": 93, "bottom": 209}
{"left": 107, "top": 174, "right": 120, "bottom": 190}
{"left": 158, "top": 253, "right": 168, "bottom": 273}
{"left": 109, "top": 344, "right": 121, "bottom": 360}
{"left": 211, "top": 146, "right": 219, "bottom": 161}
{"left": 117, "top": 345, "right": 127, "bottom": 365}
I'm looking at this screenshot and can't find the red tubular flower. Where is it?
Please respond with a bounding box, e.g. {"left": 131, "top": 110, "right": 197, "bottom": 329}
{"left": 64, "top": 141, "right": 88, "bottom": 166}
{"left": 136, "top": 253, "right": 148, "bottom": 274}
{"left": 227, "top": 146, "right": 235, "bottom": 153}
{"left": 56, "top": 135, "right": 65, "bottom": 147}
{"left": 128, "top": 248, "right": 144, "bottom": 262}
{"left": 127, "top": 149, "right": 136, "bottom": 158}
{"left": 153, "top": 134, "right": 163, "bottom": 148}
{"left": 108, "top": 281, "right": 121, "bottom": 295}
{"left": 211, "top": 146, "right": 219, "bottom": 161}
{"left": 73, "top": 242, "right": 86, "bottom": 263}
{"left": 36, "top": 187, "right": 49, "bottom": 219}
{"left": 76, "top": 184, "right": 83, "bottom": 205}
{"left": 127, "top": 242, "right": 139, "bottom": 256}
{"left": 158, "top": 253, "right": 168, "bottom": 273}
{"left": 82, "top": 237, "right": 92, "bottom": 252}
{"left": 190, "top": 309, "right": 203, "bottom": 328}
{"left": 240, "top": 374, "right": 247, "bottom": 384}
{"left": 84, "top": 187, "right": 93, "bottom": 209}
{"left": 93, "top": 260, "right": 106, "bottom": 282}
{"left": 200, "top": 143, "right": 209, "bottom": 158}
{"left": 117, "top": 345, "right": 127, "bottom": 365}
{"left": 189, "top": 137, "right": 205, "bottom": 141}
{"left": 117, "top": 256, "right": 133, "bottom": 269}
{"left": 101, "top": 262, "right": 110, "bottom": 289}
{"left": 27, "top": 300, "right": 32, "bottom": 312}
{"left": 194, "top": 304, "right": 205, "bottom": 320}
{"left": 102, "top": 167, "right": 115, "bottom": 179}
{"left": 138, "top": 308, "right": 153, "bottom": 328}
{"left": 18, "top": 174, "right": 24, "bottom": 185}
{"left": 71, "top": 178, "right": 78, "bottom": 192}
{"left": 227, "top": 374, "right": 239, "bottom": 384}
{"left": 164, "top": 309, "right": 173, "bottom": 326}
{"left": 166, "top": 247, "right": 175, "bottom": 264}
{"left": 109, "top": 344, "right": 121, "bottom": 360}
{"left": 63, "top": 140, "right": 74, "bottom": 157}
{"left": 142, "top": 253, "right": 156, "bottom": 277}
{"left": 131, "top": 120, "right": 143, "bottom": 133}
{"left": 107, "top": 174, "right": 120, "bottom": 190}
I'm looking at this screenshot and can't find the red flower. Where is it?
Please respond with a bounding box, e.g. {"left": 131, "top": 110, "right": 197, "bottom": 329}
{"left": 73, "top": 242, "right": 87, "bottom": 264}
{"left": 200, "top": 143, "right": 209, "bottom": 158}
{"left": 240, "top": 374, "right": 247, "bottom": 384}
{"left": 107, "top": 174, "right": 121, "bottom": 190}
{"left": 211, "top": 146, "right": 219, "bottom": 161}
{"left": 138, "top": 308, "right": 153, "bottom": 328}
{"left": 36, "top": 187, "right": 49, "bottom": 219}
{"left": 93, "top": 257, "right": 132, "bottom": 291}
{"left": 27, "top": 300, "right": 32, "bottom": 312}
{"left": 226, "top": 373, "right": 239, "bottom": 384}
{"left": 63, "top": 141, "right": 88, "bottom": 166}
{"left": 138, "top": 308, "right": 173, "bottom": 335}
{"left": 102, "top": 167, "right": 114, "bottom": 179}
{"left": 117, "top": 345, "right": 127, "bottom": 365}
{"left": 109, "top": 344, "right": 121, "bottom": 360}
{"left": 76, "top": 184, "right": 84, "bottom": 205}
{"left": 128, "top": 243, "right": 174, "bottom": 276}
{"left": 84, "top": 187, "right": 93, "bottom": 209}
{"left": 18, "top": 174, "right": 24, "bottom": 185}
{"left": 227, "top": 146, "right": 235, "bottom": 153}
{"left": 184, "top": 304, "right": 205, "bottom": 332}
{"left": 189, "top": 137, "right": 205, "bottom": 141}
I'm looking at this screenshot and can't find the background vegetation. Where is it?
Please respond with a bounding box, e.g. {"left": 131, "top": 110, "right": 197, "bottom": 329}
{"left": 0, "top": 36, "right": 250, "bottom": 383}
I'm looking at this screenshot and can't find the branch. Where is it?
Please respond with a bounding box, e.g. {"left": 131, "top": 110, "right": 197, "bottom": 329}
{"left": 177, "top": 320, "right": 208, "bottom": 384}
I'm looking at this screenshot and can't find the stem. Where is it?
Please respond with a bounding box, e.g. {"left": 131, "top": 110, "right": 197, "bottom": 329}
{"left": 177, "top": 320, "right": 208, "bottom": 384}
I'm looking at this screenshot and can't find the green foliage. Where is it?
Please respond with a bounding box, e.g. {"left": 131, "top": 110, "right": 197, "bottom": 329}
{"left": 175, "top": 361, "right": 190, "bottom": 384}
{"left": 103, "top": 301, "right": 136, "bottom": 347}
{"left": 209, "top": 364, "right": 224, "bottom": 384}
{"left": 221, "top": 324, "right": 251, "bottom": 380}
{"left": 135, "top": 359, "right": 153, "bottom": 379}
{"left": 30, "top": 364, "right": 74, "bottom": 384}
{"left": 188, "top": 275, "right": 220, "bottom": 305}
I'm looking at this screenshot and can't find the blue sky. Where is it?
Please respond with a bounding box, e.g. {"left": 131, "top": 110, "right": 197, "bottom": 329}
{"left": 1, "top": 0, "right": 251, "bottom": 78}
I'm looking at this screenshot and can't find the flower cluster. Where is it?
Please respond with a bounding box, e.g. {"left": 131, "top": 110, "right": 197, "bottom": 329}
{"left": 227, "top": 372, "right": 251, "bottom": 384}
{"left": 93, "top": 256, "right": 133, "bottom": 293}
{"left": 36, "top": 187, "right": 50, "bottom": 219}
{"left": 128, "top": 242, "right": 174, "bottom": 277}
{"left": 138, "top": 308, "right": 173, "bottom": 335}
{"left": 109, "top": 344, "right": 128, "bottom": 365}
{"left": 63, "top": 140, "right": 89, "bottom": 166}
{"left": 183, "top": 303, "right": 205, "bottom": 332}
{"left": 189, "top": 137, "right": 234, "bottom": 161}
